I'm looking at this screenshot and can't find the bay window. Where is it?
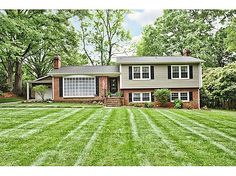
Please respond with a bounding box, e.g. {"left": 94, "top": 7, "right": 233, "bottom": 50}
{"left": 63, "top": 76, "right": 96, "bottom": 97}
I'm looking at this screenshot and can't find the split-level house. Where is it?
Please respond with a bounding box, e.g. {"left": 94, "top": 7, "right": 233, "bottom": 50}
{"left": 27, "top": 53, "right": 203, "bottom": 108}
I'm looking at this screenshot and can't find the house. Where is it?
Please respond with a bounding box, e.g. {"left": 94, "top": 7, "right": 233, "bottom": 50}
{"left": 27, "top": 52, "right": 203, "bottom": 108}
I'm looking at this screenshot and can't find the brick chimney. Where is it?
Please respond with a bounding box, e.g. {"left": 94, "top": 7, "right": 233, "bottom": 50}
{"left": 53, "top": 55, "right": 61, "bottom": 69}
{"left": 182, "top": 49, "right": 191, "bottom": 56}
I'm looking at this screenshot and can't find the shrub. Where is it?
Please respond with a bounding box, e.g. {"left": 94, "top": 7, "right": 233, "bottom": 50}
{"left": 154, "top": 89, "right": 171, "bottom": 106}
{"left": 144, "top": 102, "right": 154, "bottom": 108}
{"left": 106, "top": 91, "right": 111, "bottom": 97}
{"left": 0, "top": 90, "right": 3, "bottom": 96}
{"left": 115, "top": 91, "right": 123, "bottom": 97}
{"left": 133, "top": 103, "right": 143, "bottom": 107}
{"left": 174, "top": 99, "right": 183, "bottom": 109}
{"left": 202, "top": 105, "right": 208, "bottom": 110}
{"left": 33, "top": 85, "right": 48, "bottom": 101}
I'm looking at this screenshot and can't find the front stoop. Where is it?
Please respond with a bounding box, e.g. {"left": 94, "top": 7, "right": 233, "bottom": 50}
{"left": 105, "top": 97, "right": 124, "bottom": 107}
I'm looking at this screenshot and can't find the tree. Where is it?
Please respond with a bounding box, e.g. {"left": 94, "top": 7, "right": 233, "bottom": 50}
{"left": 137, "top": 10, "right": 236, "bottom": 67}
{"left": 33, "top": 85, "right": 48, "bottom": 101}
{"left": 201, "top": 62, "right": 236, "bottom": 109}
{"left": 76, "top": 10, "right": 131, "bottom": 65}
{"left": 0, "top": 10, "right": 83, "bottom": 94}
{"left": 225, "top": 17, "right": 236, "bottom": 54}
{"left": 154, "top": 89, "right": 171, "bottom": 106}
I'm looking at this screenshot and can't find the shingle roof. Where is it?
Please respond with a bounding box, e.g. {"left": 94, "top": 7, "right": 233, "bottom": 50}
{"left": 116, "top": 56, "right": 204, "bottom": 64}
{"left": 48, "top": 66, "right": 119, "bottom": 75}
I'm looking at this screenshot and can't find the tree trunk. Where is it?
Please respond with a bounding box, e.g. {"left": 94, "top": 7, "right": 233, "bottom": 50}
{"left": 13, "top": 59, "right": 23, "bottom": 95}
{"left": 6, "top": 60, "right": 14, "bottom": 91}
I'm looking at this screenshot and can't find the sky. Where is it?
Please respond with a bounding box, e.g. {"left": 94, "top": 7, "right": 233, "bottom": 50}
{"left": 124, "top": 9, "right": 163, "bottom": 43}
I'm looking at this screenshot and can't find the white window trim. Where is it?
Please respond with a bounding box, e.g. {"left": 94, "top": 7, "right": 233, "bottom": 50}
{"left": 132, "top": 65, "right": 151, "bottom": 80}
{"left": 132, "top": 92, "right": 151, "bottom": 102}
{"left": 63, "top": 75, "right": 96, "bottom": 98}
{"left": 171, "top": 65, "right": 189, "bottom": 79}
{"left": 170, "top": 92, "right": 189, "bottom": 102}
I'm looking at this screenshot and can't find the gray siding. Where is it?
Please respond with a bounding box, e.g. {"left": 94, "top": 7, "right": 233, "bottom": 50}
{"left": 120, "top": 64, "right": 201, "bottom": 89}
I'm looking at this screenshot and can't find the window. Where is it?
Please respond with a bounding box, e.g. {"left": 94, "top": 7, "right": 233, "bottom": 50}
{"left": 133, "top": 93, "right": 141, "bottom": 102}
{"left": 142, "top": 66, "right": 150, "bottom": 79}
{"left": 132, "top": 92, "right": 151, "bottom": 102}
{"left": 171, "top": 65, "right": 189, "bottom": 79}
{"left": 171, "top": 92, "right": 189, "bottom": 102}
{"left": 181, "top": 66, "right": 188, "bottom": 78}
{"left": 132, "top": 66, "right": 150, "bottom": 80}
{"left": 63, "top": 76, "right": 96, "bottom": 97}
{"left": 142, "top": 93, "right": 150, "bottom": 101}
{"left": 180, "top": 92, "right": 188, "bottom": 101}
{"left": 171, "top": 92, "right": 179, "bottom": 101}
{"left": 133, "top": 67, "right": 141, "bottom": 79}
{"left": 172, "top": 66, "right": 179, "bottom": 78}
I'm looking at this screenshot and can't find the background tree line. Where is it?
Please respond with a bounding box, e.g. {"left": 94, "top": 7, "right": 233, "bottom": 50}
{"left": 0, "top": 9, "right": 131, "bottom": 95}
{"left": 137, "top": 10, "right": 236, "bottom": 109}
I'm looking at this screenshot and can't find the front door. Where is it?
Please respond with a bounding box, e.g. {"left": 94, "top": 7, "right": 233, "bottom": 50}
{"left": 110, "top": 78, "right": 118, "bottom": 94}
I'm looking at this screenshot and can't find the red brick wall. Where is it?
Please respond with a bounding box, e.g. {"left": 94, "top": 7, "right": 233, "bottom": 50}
{"left": 99, "top": 76, "right": 108, "bottom": 98}
{"left": 122, "top": 88, "right": 200, "bottom": 109}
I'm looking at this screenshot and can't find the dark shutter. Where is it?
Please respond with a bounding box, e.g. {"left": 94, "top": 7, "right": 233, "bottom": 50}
{"left": 129, "top": 66, "right": 132, "bottom": 80}
{"left": 189, "top": 65, "right": 193, "bottom": 79}
{"left": 168, "top": 66, "right": 171, "bottom": 79}
{"left": 151, "top": 66, "right": 154, "bottom": 79}
{"left": 129, "top": 93, "right": 132, "bottom": 102}
{"left": 151, "top": 92, "right": 155, "bottom": 102}
{"left": 96, "top": 76, "right": 99, "bottom": 96}
{"left": 59, "top": 77, "right": 63, "bottom": 97}
{"left": 189, "top": 92, "right": 193, "bottom": 101}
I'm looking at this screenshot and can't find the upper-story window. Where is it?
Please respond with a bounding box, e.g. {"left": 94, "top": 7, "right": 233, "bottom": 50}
{"left": 171, "top": 65, "right": 189, "bottom": 79}
{"left": 132, "top": 66, "right": 150, "bottom": 80}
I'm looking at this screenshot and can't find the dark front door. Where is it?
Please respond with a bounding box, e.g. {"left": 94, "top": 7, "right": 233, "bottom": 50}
{"left": 110, "top": 78, "right": 118, "bottom": 94}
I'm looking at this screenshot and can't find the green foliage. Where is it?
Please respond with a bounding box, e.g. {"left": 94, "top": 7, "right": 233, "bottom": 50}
{"left": 202, "top": 62, "right": 236, "bottom": 109}
{"left": 0, "top": 10, "right": 85, "bottom": 95}
{"left": 33, "top": 85, "right": 48, "bottom": 101}
{"left": 115, "top": 91, "right": 123, "bottom": 97}
{"left": 154, "top": 89, "right": 171, "bottom": 106}
{"left": 174, "top": 99, "right": 183, "bottom": 109}
{"left": 0, "top": 90, "right": 3, "bottom": 96}
{"left": 144, "top": 102, "right": 154, "bottom": 108}
{"left": 137, "top": 10, "right": 236, "bottom": 67}
{"left": 76, "top": 10, "right": 131, "bottom": 65}
{"left": 225, "top": 18, "right": 236, "bottom": 52}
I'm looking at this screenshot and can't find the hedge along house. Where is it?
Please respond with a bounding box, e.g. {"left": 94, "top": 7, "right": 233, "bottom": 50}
{"left": 27, "top": 51, "right": 203, "bottom": 108}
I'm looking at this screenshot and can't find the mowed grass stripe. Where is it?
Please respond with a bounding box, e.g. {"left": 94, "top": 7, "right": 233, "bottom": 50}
{"left": 20, "top": 109, "right": 82, "bottom": 138}
{"left": 127, "top": 109, "right": 150, "bottom": 165}
{"left": 182, "top": 110, "right": 236, "bottom": 129}
{"left": 81, "top": 108, "right": 139, "bottom": 166}
{"left": 157, "top": 110, "right": 236, "bottom": 158}
{"left": 0, "top": 108, "right": 98, "bottom": 165}
{"left": 168, "top": 110, "right": 236, "bottom": 143}
{"left": 176, "top": 110, "right": 236, "bottom": 138}
{"left": 0, "top": 109, "right": 68, "bottom": 136}
{"left": 0, "top": 109, "right": 59, "bottom": 130}
{"left": 74, "top": 109, "right": 112, "bottom": 166}
{"left": 138, "top": 109, "right": 184, "bottom": 157}
{"left": 145, "top": 108, "right": 212, "bottom": 165}
{"left": 32, "top": 108, "right": 103, "bottom": 166}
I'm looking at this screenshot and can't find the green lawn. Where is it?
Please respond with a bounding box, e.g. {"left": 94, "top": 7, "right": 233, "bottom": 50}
{"left": 0, "top": 107, "right": 235, "bottom": 166}
{"left": 0, "top": 102, "right": 103, "bottom": 108}
{"left": 0, "top": 97, "right": 24, "bottom": 103}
